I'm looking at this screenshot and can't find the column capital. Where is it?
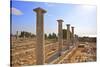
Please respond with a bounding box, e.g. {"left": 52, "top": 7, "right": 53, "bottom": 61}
{"left": 57, "top": 19, "right": 64, "bottom": 23}
{"left": 66, "top": 24, "right": 70, "bottom": 26}
{"left": 71, "top": 26, "right": 75, "bottom": 29}
{"left": 71, "top": 26, "right": 74, "bottom": 28}
{"left": 33, "top": 7, "right": 46, "bottom": 13}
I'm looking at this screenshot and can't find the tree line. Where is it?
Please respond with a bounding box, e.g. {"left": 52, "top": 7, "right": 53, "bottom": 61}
{"left": 78, "top": 37, "right": 96, "bottom": 42}
{"left": 14, "top": 29, "right": 68, "bottom": 39}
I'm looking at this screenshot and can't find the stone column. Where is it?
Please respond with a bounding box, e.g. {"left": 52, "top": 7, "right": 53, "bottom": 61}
{"left": 71, "top": 26, "right": 74, "bottom": 44}
{"left": 33, "top": 7, "right": 46, "bottom": 65}
{"left": 71, "top": 27, "right": 74, "bottom": 37}
{"left": 66, "top": 24, "right": 70, "bottom": 45}
{"left": 16, "top": 31, "right": 18, "bottom": 39}
{"left": 57, "top": 19, "right": 63, "bottom": 56}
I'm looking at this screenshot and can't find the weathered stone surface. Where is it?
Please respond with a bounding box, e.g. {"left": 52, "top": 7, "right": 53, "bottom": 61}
{"left": 57, "top": 19, "right": 64, "bottom": 55}
{"left": 33, "top": 7, "right": 46, "bottom": 65}
{"left": 66, "top": 24, "right": 71, "bottom": 45}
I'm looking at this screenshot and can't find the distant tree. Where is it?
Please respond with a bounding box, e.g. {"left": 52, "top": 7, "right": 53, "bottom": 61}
{"left": 19, "top": 31, "right": 25, "bottom": 37}
{"left": 19, "top": 31, "right": 35, "bottom": 38}
{"left": 52, "top": 33, "right": 57, "bottom": 39}
{"left": 48, "top": 33, "right": 52, "bottom": 39}
{"left": 31, "top": 34, "right": 36, "bottom": 38}
{"left": 48, "top": 33, "right": 57, "bottom": 39}
{"left": 78, "top": 36, "right": 96, "bottom": 42}
{"left": 45, "top": 33, "right": 47, "bottom": 39}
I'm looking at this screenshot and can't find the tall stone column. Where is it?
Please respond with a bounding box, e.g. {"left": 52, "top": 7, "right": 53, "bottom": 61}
{"left": 66, "top": 24, "right": 71, "bottom": 45}
{"left": 71, "top": 27, "right": 74, "bottom": 37}
{"left": 57, "top": 19, "right": 63, "bottom": 56}
{"left": 71, "top": 26, "right": 74, "bottom": 44}
{"left": 33, "top": 7, "right": 46, "bottom": 65}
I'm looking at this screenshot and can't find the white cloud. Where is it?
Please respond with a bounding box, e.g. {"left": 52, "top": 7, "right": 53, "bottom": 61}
{"left": 44, "top": 2, "right": 55, "bottom": 7}
{"left": 11, "top": 7, "right": 23, "bottom": 15}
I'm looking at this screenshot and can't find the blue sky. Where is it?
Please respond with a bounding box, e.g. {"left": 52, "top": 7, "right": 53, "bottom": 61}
{"left": 11, "top": 0, "right": 97, "bottom": 37}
